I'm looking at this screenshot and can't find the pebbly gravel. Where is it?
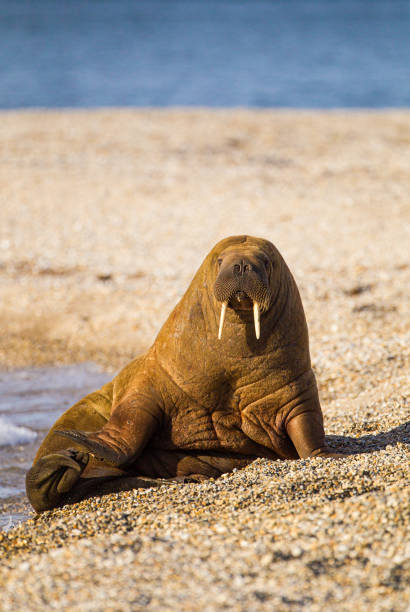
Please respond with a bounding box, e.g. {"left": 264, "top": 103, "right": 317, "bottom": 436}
{"left": 1, "top": 387, "right": 408, "bottom": 611}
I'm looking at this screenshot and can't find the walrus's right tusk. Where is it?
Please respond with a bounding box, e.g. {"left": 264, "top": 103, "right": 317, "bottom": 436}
{"left": 218, "top": 301, "right": 227, "bottom": 340}
{"left": 253, "top": 301, "right": 260, "bottom": 340}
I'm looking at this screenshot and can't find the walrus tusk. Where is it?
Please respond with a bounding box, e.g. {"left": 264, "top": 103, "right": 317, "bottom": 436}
{"left": 253, "top": 301, "right": 260, "bottom": 339}
{"left": 218, "top": 301, "right": 227, "bottom": 340}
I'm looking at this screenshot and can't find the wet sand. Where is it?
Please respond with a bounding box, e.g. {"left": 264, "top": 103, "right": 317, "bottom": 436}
{"left": 0, "top": 110, "right": 409, "bottom": 610}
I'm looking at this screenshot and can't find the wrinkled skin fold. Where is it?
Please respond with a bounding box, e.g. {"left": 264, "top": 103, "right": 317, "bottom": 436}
{"left": 26, "top": 235, "right": 342, "bottom": 513}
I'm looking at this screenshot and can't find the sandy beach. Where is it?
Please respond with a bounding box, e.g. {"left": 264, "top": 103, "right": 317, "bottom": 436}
{"left": 0, "top": 110, "right": 409, "bottom": 610}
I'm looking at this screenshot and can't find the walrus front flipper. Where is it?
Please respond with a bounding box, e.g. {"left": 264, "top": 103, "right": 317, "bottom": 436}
{"left": 55, "top": 429, "right": 126, "bottom": 465}
{"left": 286, "top": 409, "right": 344, "bottom": 459}
{"left": 56, "top": 393, "right": 163, "bottom": 467}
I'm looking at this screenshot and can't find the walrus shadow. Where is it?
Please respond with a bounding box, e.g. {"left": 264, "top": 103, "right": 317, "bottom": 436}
{"left": 326, "top": 421, "right": 409, "bottom": 456}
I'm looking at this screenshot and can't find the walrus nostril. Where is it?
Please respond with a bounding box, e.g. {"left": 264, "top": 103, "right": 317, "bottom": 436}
{"left": 232, "top": 261, "right": 253, "bottom": 275}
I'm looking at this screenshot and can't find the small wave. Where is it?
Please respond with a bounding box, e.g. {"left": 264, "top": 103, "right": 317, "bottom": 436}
{"left": 0, "top": 417, "right": 37, "bottom": 447}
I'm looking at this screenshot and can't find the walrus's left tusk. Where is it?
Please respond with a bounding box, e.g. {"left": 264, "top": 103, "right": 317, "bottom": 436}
{"left": 253, "top": 301, "right": 260, "bottom": 340}
{"left": 218, "top": 301, "right": 227, "bottom": 340}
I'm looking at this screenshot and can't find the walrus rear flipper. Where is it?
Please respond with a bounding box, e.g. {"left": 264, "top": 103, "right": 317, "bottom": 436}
{"left": 59, "top": 474, "right": 178, "bottom": 508}
{"left": 27, "top": 452, "right": 178, "bottom": 512}
{"left": 26, "top": 449, "right": 90, "bottom": 512}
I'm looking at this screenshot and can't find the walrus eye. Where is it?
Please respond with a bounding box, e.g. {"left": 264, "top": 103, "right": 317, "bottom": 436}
{"left": 262, "top": 257, "right": 274, "bottom": 272}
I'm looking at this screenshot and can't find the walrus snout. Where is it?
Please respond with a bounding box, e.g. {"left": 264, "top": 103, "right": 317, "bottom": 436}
{"left": 213, "top": 252, "right": 272, "bottom": 341}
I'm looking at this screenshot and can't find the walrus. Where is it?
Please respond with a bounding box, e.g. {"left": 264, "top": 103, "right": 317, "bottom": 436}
{"left": 26, "top": 235, "right": 341, "bottom": 513}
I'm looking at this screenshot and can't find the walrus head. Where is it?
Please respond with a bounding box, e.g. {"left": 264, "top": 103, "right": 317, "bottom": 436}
{"left": 212, "top": 237, "right": 276, "bottom": 341}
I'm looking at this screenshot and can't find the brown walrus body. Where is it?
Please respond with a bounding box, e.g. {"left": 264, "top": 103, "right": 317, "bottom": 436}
{"left": 27, "top": 235, "right": 340, "bottom": 512}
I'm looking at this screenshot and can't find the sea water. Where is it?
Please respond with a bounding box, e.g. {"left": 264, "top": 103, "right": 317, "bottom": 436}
{"left": 0, "top": 364, "right": 109, "bottom": 528}
{"left": 0, "top": 0, "right": 409, "bottom": 109}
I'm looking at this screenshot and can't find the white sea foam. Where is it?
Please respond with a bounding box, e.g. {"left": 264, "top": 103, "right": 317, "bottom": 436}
{"left": 0, "top": 417, "right": 37, "bottom": 447}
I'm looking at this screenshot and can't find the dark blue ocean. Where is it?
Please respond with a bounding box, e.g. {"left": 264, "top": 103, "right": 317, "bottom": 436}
{"left": 0, "top": 0, "right": 409, "bottom": 109}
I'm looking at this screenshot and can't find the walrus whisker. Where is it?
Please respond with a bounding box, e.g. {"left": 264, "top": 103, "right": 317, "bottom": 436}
{"left": 253, "top": 301, "right": 260, "bottom": 339}
{"left": 218, "top": 301, "right": 228, "bottom": 340}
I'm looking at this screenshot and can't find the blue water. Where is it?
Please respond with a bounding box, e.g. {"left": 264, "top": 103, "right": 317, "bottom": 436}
{"left": 0, "top": 0, "right": 409, "bottom": 109}
{"left": 0, "top": 364, "right": 109, "bottom": 528}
